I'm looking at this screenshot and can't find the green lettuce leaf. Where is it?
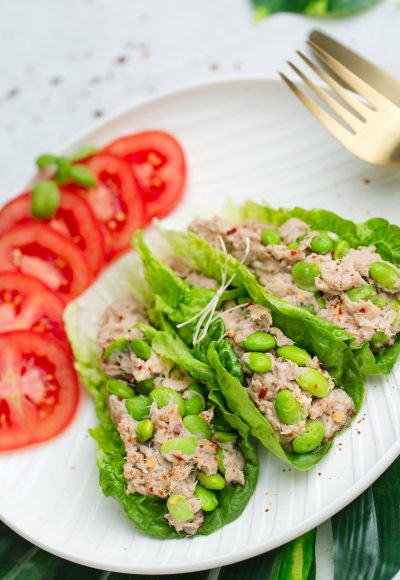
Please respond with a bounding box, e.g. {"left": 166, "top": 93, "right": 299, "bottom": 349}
{"left": 64, "top": 253, "right": 258, "bottom": 538}
{"left": 229, "top": 200, "right": 400, "bottom": 374}
{"left": 251, "top": 0, "right": 379, "bottom": 19}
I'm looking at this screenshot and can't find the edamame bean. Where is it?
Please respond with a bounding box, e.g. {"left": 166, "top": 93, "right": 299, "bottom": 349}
{"left": 292, "top": 261, "right": 321, "bottom": 292}
{"left": 161, "top": 437, "right": 198, "bottom": 456}
{"left": 184, "top": 394, "right": 205, "bottom": 416}
{"left": 183, "top": 415, "right": 212, "bottom": 440}
{"left": 219, "top": 339, "right": 244, "bottom": 383}
{"left": 261, "top": 228, "right": 281, "bottom": 246}
{"left": 346, "top": 284, "right": 376, "bottom": 302}
{"left": 333, "top": 239, "right": 350, "bottom": 260}
{"left": 296, "top": 368, "right": 329, "bottom": 398}
{"left": 136, "top": 379, "right": 155, "bottom": 396}
{"left": 310, "top": 232, "right": 333, "bottom": 255}
{"left": 275, "top": 390, "right": 306, "bottom": 424}
{"left": 287, "top": 241, "right": 299, "bottom": 250}
{"left": 194, "top": 485, "right": 219, "bottom": 512}
{"left": 292, "top": 420, "right": 325, "bottom": 453}
{"left": 103, "top": 336, "right": 129, "bottom": 361}
{"left": 150, "top": 387, "right": 185, "bottom": 416}
{"left": 136, "top": 419, "right": 154, "bottom": 442}
{"left": 370, "top": 332, "right": 388, "bottom": 348}
{"left": 126, "top": 395, "right": 151, "bottom": 421}
{"left": 369, "top": 262, "right": 400, "bottom": 291}
{"left": 130, "top": 338, "right": 151, "bottom": 361}
{"left": 167, "top": 495, "right": 194, "bottom": 522}
{"left": 244, "top": 352, "right": 272, "bottom": 373}
{"left": 242, "top": 331, "right": 277, "bottom": 352}
{"left": 197, "top": 472, "right": 226, "bottom": 490}
{"left": 315, "top": 293, "right": 326, "bottom": 310}
{"left": 106, "top": 379, "right": 133, "bottom": 399}
{"left": 371, "top": 294, "right": 389, "bottom": 308}
{"left": 31, "top": 180, "right": 60, "bottom": 219}
{"left": 276, "top": 345, "right": 311, "bottom": 366}
{"left": 134, "top": 322, "right": 158, "bottom": 341}
{"left": 215, "top": 449, "right": 225, "bottom": 474}
{"left": 213, "top": 431, "right": 237, "bottom": 443}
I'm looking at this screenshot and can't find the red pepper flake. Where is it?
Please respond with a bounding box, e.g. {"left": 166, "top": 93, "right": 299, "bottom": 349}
{"left": 264, "top": 508, "right": 270, "bottom": 512}
{"left": 290, "top": 250, "right": 298, "bottom": 256}
{"left": 363, "top": 178, "right": 371, "bottom": 184}
{"left": 159, "top": 490, "right": 165, "bottom": 496}
{"left": 148, "top": 486, "right": 153, "bottom": 493}
{"left": 356, "top": 429, "right": 361, "bottom": 435}
{"left": 259, "top": 388, "right": 267, "bottom": 400}
{"left": 226, "top": 227, "right": 237, "bottom": 236}
{"left": 360, "top": 308, "right": 366, "bottom": 313}
{"left": 317, "top": 471, "right": 322, "bottom": 476}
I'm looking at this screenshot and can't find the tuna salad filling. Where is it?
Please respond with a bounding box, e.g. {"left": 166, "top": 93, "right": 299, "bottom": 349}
{"left": 98, "top": 296, "right": 246, "bottom": 536}
{"left": 188, "top": 216, "right": 400, "bottom": 347}
{"left": 167, "top": 257, "right": 355, "bottom": 454}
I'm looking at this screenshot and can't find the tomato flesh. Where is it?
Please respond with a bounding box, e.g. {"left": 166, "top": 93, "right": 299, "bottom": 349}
{"left": 105, "top": 131, "right": 186, "bottom": 222}
{"left": 72, "top": 153, "right": 146, "bottom": 260}
{"left": 0, "top": 272, "right": 66, "bottom": 340}
{"left": 0, "top": 223, "right": 91, "bottom": 302}
{"left": 0, "top": 331, "right": 79, "bottom": 450}
{"left": 0, "top": 191, "right": 105, "bottom": 276}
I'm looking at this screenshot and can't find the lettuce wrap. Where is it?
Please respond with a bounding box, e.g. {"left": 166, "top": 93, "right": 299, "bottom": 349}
{"left": 229, "top": 200, "right": 400, "bottom": 374}
{"left": 64, "top": 253, "right": 258, "bottom": 539}
{"left": 133, "top": 232, "right": 364, "bottom": 470}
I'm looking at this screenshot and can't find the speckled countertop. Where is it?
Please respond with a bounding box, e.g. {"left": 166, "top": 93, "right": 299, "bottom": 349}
{"left": 0, "top": 0, "right": 399, "bottom": 199}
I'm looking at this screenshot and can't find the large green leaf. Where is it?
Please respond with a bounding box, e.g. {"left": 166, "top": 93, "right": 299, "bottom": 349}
{"left": 251, "top": 0, "right": 380, "bottom": 19}
{"left": 332, "top": 456, "right": 400, "bottom": 580}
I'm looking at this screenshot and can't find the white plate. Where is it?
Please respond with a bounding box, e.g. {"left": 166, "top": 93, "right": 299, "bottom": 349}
{"left": 1, "top": 78, "right": 400, "bottom": 575}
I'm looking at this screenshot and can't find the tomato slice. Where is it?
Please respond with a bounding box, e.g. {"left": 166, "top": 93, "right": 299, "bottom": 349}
{"left": 70, "top": 153, "right": 145, "bottom": 259}
{"left": 0, "top": 191, "right": 105, "bottom": 276}
{"left": 105, "top": 131, "right": 186, "bottom": 222}
{"left": 0, "top": 272, "right": 66, "bottom": 340}
{"left": 0, "top": 223, "right": 91, "bottom": 302}
{"left": 0, "top": 331, "right": 79, "bottom": 450}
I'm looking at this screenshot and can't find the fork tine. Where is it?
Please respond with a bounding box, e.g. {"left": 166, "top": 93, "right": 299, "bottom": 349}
{"left": 279, "top": 72, "right": 354, "bottom": 147}
{"left": 296, "top": 50, "right": 372, "bottom": 121}
{"left": 287, "top": 59, "right": 361, "bottom": 132}
{"left": 308, "top": 40, "right": 392, "bottom": 109}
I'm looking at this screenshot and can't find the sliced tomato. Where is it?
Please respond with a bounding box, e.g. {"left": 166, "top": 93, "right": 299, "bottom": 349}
{"left": 69, "top": 153, "right": 145, "bottom": 259}
{"left": 105, "top": 131, "right": 186, "bottom": 222}
{"left": 0, "top": 331, "right": 79, "bottom": 450}
{"left": 0, "top": 223, "right": 91, "bottom": 302}
{"left": 0, "top": 191, "right": 105, "bottom": 276}
{"left": 0, "top": 272, "right": 66, "bottom": 340}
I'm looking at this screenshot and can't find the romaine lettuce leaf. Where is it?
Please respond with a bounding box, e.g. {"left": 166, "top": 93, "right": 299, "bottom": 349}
{"left": 64, "top": 252, "right": 258, "bottom": 538}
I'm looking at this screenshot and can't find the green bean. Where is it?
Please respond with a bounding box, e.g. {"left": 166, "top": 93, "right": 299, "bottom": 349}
{"left": 346, "top": 284, "right": 376, "bottom": 302}
{"left": 369, "top": 261, "right": 400, "bottom": 291}
{"left": 292, "top": 261, "right": 321, "bottom": 292}
{"left": 160, "top": 437, "right": 198, "bottom": 456}
{"left": 167, "top": 495, "right": 195, "bottom": 522}
{"left": 370, "top": 332, "right": 388, "bottom": 348}
{"left": 296, "top": 368, "right": 330, "bottom": 398}
{"left": 219, "top": 339, "right": 244, "bottom": 383}
{"left": 135, "top": 379, "right": 155, "bottom": 396}
{"left": 310, "top": 232, "right": 333, "bottom": 255}
{"left": 292, "top": 420, "right": 325, "bottom": 453}
{"left": 333, "top": 239, "right": 350, "bottom": 260}
{"left": 130, "top": 338, "right": 151, "bottom": 361}
{"left": 103, "top": 336, "right": 129, "bottom": 361}
{"left": 126, "top": 395, "right": 151, "bottom": 421}
{"left": 194, "top": 484, "right": 219, "bottom": 512}
{"left": 183, "top": 415, "right": 212, "bottom": 440}
{"left": 276, "top": 345, "right": 311, "bottom": 366}
{"left": 31, "top": 181, "right": 60, "bottom": 219}
{"left": 136, "top": 419, "right": 154, "bottom": 442}
{"left": 197, "top": 472, "right": 226, "bottom": 490}
{"left": 215, "top": 449, "right": 225, "bottom": 474}
{"left": 150, "top": 387, "right": 185, "bottom": 416}
{"left": 261, "top": 228, "right": 281, "bottom": 246}
{"left": 68, "top": 164, "right": 96, "bottom": 187}
{"left": 213, "top": 431, "right": 237, "bottom": 443}
{"left": 275, "top": 390, "right": 306, "bottom": 424}
{"left": 242, "top": 331, "right": 277, "bottom": 352}
{"left": 245, "top": 352, "right": 272, "bottom": 373}
{"left": 106, "top": 379, "right": 133, "bottom": 399}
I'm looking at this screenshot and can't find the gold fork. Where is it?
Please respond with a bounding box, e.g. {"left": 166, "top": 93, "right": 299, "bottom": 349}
{"left": 279, "top": 40, "right": 400, "bottom": 167}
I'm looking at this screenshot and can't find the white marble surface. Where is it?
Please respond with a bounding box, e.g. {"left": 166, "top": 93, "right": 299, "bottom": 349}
{"left": 0, "top": 0, "right": 399, "bottom": 200}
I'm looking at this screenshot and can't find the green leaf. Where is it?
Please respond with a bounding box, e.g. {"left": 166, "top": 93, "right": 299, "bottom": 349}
{"left": 36, "top": 153, "right": 57, "bottom": 169}
{"left": 67, "top": 164, "right": 96, "bottom": 187}
{"left": 332, "top": 457, "right": 400, "bottom": 580}
{"left": 31, "top": 180, "right": 60, "bottom": 219}
{"left": 250, "top": 0, "right": 379, "bottom": 18}
{"left": 68, "top": 145, "right": 99, "bottom": 162}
